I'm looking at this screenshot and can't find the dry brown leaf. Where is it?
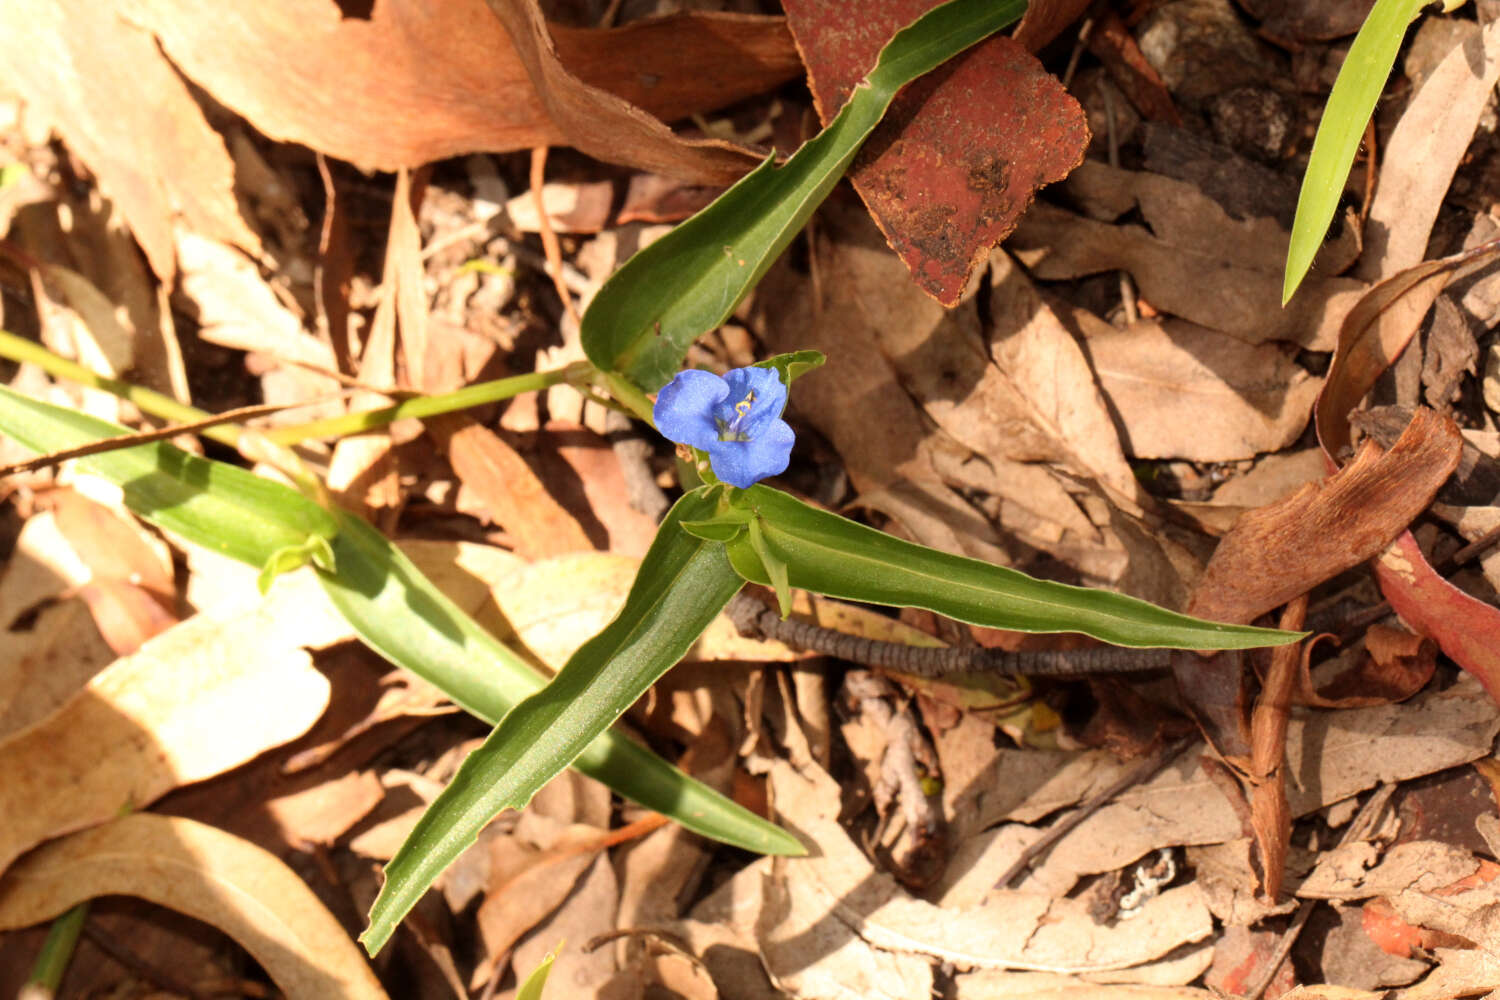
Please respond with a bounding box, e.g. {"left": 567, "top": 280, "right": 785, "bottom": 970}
{"left": 1357, "top": 17, "right": 1500, "bottom": 282}
{"left": 428, "top": 416, "right": 593, "bottom": 560}
{"left": 262, "top": 770, "right": 386, "bottom": 849}
{"left": 125, "top": 0, "right": 797, "bottom": 183}
{"left": 1012, "top": 0, "right": 1092, "bottom": 51}
{"left": 1010, "top": 191, "right": 1363, "bottom": 351}
{"left": 1073, "top": 311, "right": 1321, "bottom": 462}
{"left": 508, "top": 852, "right": 622, "bottom": 998}
{"left": 0, "top": 575, "right": 345, "bottom": 876}
{"left": 0, "top": 813, "right": 387, "bottom": 999}
{"left": 762, "top": 759, "right": 1214, "bottom": 979}
{"left": 1187, "top": 408, "right": 1461, "bottom": 627}
{"left": 954, "top": 970, "right": 1212, "bottom": 998}
{"left": 0, "top": 0, "right": 260, "bottom": 281}
{"left": 936, "top": 675, "right": 1500, "bottom": 902}
{"left": 471, "top": 823, "right": 605, "bottom": 988}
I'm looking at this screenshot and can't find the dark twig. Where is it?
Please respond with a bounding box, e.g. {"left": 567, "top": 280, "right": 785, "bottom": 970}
{"left": 725, "top": 592, "right": 1169, "bottom": 676}
{"left": 996, "top": 736, "right": 1192, "bottom": 888}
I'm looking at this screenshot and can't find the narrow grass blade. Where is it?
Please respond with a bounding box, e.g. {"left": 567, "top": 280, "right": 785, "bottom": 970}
{"left": 733, "top": 486, "right": 1304, "bottom": 649}
{"left": 581, "top": 0, "right": 1028, "bottom": 391}
{"left": 1284, "top": 0, "right": 1426, "bottom": 303}
{"left": 361, "top": 487, "right": 765, "bottom": 956}
{"left": 0, "top": 389, "right": 797, "bottom": 944}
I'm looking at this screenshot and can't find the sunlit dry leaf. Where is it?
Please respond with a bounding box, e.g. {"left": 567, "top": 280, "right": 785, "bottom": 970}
{"left": 125, "top": 0, "right": 797, "bottom": 183}
{"left": 0, "top": 813, "right": 388, "bottom": 999}
{"left": 1011, "top": 174, "right": 1364, "bottom": 350}
{"left": 937, "top": 676, "right": 1500, "bottom": 902}
{"left": 263, "top": 770, "right": 386, "bottom": 849}
{"left": 787, "top": 0, "right": 1088, "bottom": 305}
{"left": 954, "top": 970, "right": 1212, "bottom": 998}
{"left": 0, "top": 574, "right": 343, "bottom": 876}
{"left": 1357, "top": 18, "right": 1500, "bottom": 282}
{"left": 1073, "top": 312, "right": 1321, "bottom": 462}
{"left": 0, "top": 0, "right": 260, "bottom": 281}
{"left": 429, "top": 416, "right": 593, "bottom": 560}
{"left": 765, "top": 760, "right": 1214, "bottom": 978}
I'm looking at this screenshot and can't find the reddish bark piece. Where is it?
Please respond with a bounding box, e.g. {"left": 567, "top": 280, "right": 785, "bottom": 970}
{"left": 1086, "top": 11, "right": 1183, "bottom": 126}
{"left": 1013, "top": 0, "right": 1092, "bottom": 52}
{"left": 783, "top": 0, "right": 1089, "bottom": 305}
{"left": 126, "top": 0, "right": 800, "bottom": 183}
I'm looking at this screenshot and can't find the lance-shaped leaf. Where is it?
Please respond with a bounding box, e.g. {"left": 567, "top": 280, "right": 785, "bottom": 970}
{"left": 728, "top": 485, "right": 1304, "bottom": 649}
{"left": 580, "top": 0, "right": 1028, "bottom": 392}
{"left": 0, "top": 389, "right": 796, "bottom": 915}
{"left": 0, "top": 385, "right": 336, "bottom": 571}
{"left": 361, "top": 486, "right": 761, "bottom": 955}
{"left": 1284, "top": 0, "right": 1425, "bottom": 303}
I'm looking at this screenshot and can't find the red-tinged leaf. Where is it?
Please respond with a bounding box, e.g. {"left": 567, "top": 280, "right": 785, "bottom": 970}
{"left": 1375, "top": 532, "right": 1500, "bottom": 704}
{"left": 783, "top": 0, "right": 1089, "bottom": 305}
{"left": 1313, "top": 241, "right": 1500, "bottom": 705}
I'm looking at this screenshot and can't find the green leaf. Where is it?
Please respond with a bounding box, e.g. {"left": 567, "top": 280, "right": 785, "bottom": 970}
{"left": 0, "top": 388, "right": 798, "bottom": 950}
{"left": 729, "top": 486, "right": 1304, "bottom": 649}
{"left": 754, "top": 350, "right": 827, "bottom": 388}
{"left": 746, "top": 515, "right": 793, "bottom": 618}
{"left": 0, "top": 385, "right": 337, "bottom": 566}
{"left": 581, "top": 0, "right": 1029, "bottom": 391}
{"left": 516, "top": 942, "right": 562, "bottom": 1000}
{"left": 360, "top": 486, "right": 789, "bottom": 956}
{"left": 1284, "top": 0, "right": 1426, "bottom": 303}
{"left": 258, "top": 533, "right": 336, "bottom": 593}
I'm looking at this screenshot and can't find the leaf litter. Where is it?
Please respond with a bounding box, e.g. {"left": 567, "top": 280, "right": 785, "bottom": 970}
{"left": 7, "top": 0, "right": 1500, "bottom": 996}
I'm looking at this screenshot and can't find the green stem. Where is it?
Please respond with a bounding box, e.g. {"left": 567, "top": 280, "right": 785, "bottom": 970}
{"left": 24, "top": 901, "right": 88, "bottom": 995}
{"left": 597, "top": 370, "right": 657, "bottom": 427}
{"left": 263, "top": 362, "right": 595, "bottom": 445}
{"left": 0, "top": 329, "right": 235, "bottom": 447}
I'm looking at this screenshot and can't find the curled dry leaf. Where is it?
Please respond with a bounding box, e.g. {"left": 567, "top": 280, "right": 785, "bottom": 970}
{"left": 1314, "top": 243, "right": 1500, "bottom": 704}
{"left": 1011, "top": 0, "right": 1092, "bottom": 52}
{"left": 785, "top": 0, "right": 1089, "bottom": 305}
{"left": 0, "top": 0, "right": 260, "bottom": 281}
{"left": 125, "top": 0, "right": 798, "bottom": 183}
{"left": 0, "top": 575, "right": 345, "bottom": 876}
{"left": 0, "top": 813, "right": 388, "bottom": 1000}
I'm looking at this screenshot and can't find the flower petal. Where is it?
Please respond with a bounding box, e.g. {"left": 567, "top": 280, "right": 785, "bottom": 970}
{"left": 708, "top": 418, "right": 795, "bottom": 488}
{"left": 654, "top": 369, "right": 727, "bottom": 451}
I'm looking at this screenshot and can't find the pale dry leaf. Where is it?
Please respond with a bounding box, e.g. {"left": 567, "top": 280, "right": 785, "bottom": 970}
{"left": 1359, "top": 17, "right": 1500, "bottom": 281}
{"left": 262, "top": 770, "right": 386, "bottom": 849}
{"left": 1072, "top": 312, "right": 1321, "bottom": 462}
{"left": 1010, "top": 201, "right": 1362, "bottom": 351}
{"left": 35, "top": 264, "right": 136, "bottom": 377}
{"left": 0, "top": 813, "right": 388, "bottom": 999}
{"left": 938, "top": 675, "right": 1500, "bottom": 902}
{"left": 0, "top": 0, "right": 259, "bottom": 280}
{"left": 125, "top": 0, "right": 795, "bottom": 182}
{"left": 472, "top": 824, "right": 604, "bottom": 989}
{"left": 174, "top": 231, "right": 343, "bottom": 418}
{"left": 509, "top": 853, "right": 621, "bottom": 1000}
{"left": 954, "top": 970, "right": 1212, "bottom": 999}
{"left": 0, "top": 572, "right": 345, "bottom": 876}
{"left": 428, "top": 415, "right": 594, "bottom": 560}
{"left": 0, "top": 600, "right": 115, "bottom": 741}
{"left": 0, "top": 509, "right": 92, "bottom": 631}
{"left": 765, "top": 760, "right": 1213, "bottom": 977}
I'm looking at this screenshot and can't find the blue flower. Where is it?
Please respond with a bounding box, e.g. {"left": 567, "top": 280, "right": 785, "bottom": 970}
{"left": 653, "top": 366, "right": 795, "bottom": 488}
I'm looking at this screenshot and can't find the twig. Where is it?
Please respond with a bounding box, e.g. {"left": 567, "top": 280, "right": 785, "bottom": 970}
{"left": 1240, "top": 784, "right": 1396, "bottom": 1000}
{"left": 0, "top": 401, "right": 305, "bottom": 477}
{"left": 725, "top": 592, "right": 1169, "bottom": 677}
{"left": 530, "top": 147, "right": 581, "bottom": 328}
{"left": 996, "top": 736, "right": 1192, "bottom": 888}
